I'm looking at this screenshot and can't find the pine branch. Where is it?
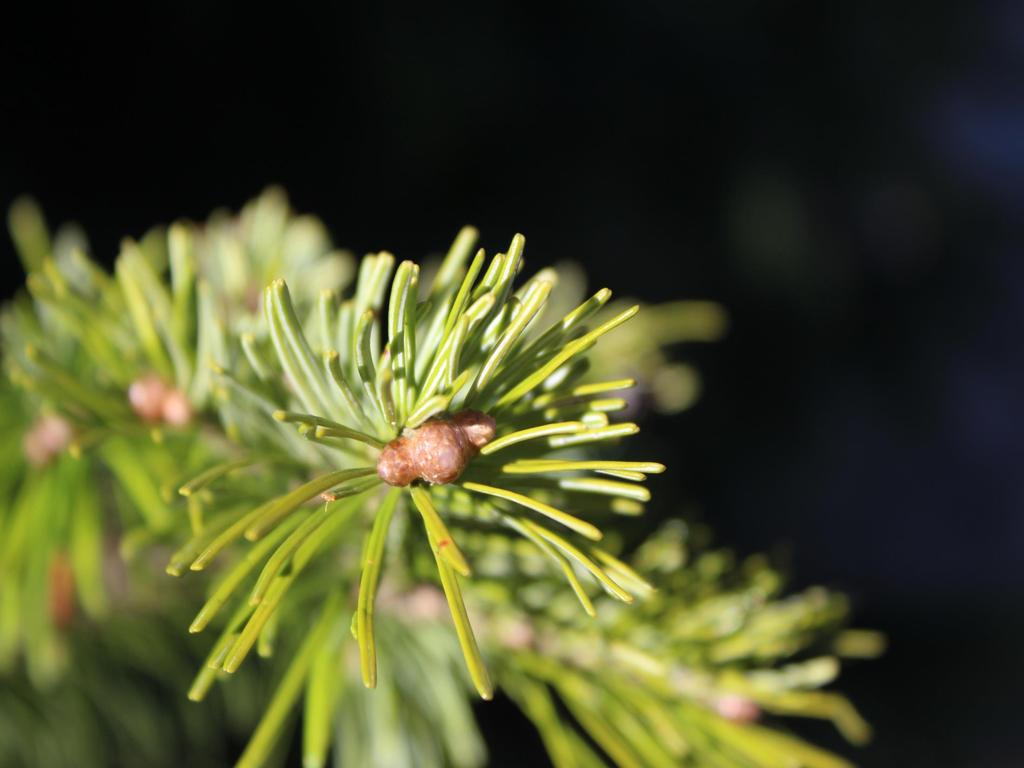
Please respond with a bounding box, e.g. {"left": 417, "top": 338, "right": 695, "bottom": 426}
{"left": 0, "top": 188, "right": 877, "bottom": 768}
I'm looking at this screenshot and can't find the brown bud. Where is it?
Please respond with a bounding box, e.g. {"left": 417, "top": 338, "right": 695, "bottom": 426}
{"left": 715, "top": 694, "right": 760, "bottom": 722}
{"left": 376, "top": 409, "right": 496, "bottom": 487}
{"left": 451, "top": 409, "right": 497, "bottom": 449}
{"left": 23, "top": 414, "right": 73, "bottom": 467}
{"left": 376, "top": 435, "right": 419, "bottom": 486}
{"left": 128, "top": 374, "right": 193, "bottom": 427}
{"left": 161, "top": 389, "right": 193, "bottom": 427}
{"left": 128, "top": 374, "right": 169, "bottom": 423}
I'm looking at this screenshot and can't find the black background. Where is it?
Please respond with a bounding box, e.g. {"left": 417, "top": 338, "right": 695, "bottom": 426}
{"left": 3, "top": 2, "right": 1023, "bottom": 766}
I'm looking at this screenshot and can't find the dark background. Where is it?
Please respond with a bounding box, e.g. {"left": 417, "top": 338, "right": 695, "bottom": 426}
{"left": 3, "top": 2, "right": 1022, "bottom": 765}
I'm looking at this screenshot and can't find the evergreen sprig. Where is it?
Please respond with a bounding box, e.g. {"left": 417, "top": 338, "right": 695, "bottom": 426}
{"left": 0, "top": 189, "right": 877, "bottom": 768}
{"left": 478, "top": 521, "right": 883, "bottom": 768}
{"left": 169, "top": 226, "right": 665, "bottom": 708}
